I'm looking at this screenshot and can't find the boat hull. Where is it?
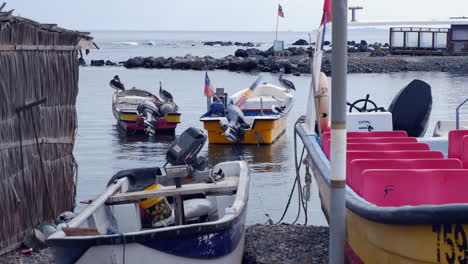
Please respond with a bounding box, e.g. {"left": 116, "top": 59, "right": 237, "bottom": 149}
{"left": 202, "top": 114, "right": 288, "bottom": 144}
{"left": 347, "top": 210, "right": 468, "bottom": 264}
{"left": 113, "top": 109, "right": 180, "bottom": 134}
{"left": 51, "top": 208, "right": 247, "bottom": 264}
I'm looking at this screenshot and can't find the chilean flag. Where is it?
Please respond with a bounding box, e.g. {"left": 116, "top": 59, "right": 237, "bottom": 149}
{"left": 204, "top": 72, "right": 216, "bottom": 97}
{"left": 278, "top": 4, "right": 285, "bottom": 18}
{"left": 321, "top": 0, "right": 332, "bottom": 25}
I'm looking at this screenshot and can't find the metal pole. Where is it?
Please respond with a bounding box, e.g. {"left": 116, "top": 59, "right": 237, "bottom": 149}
{"left": 276, "top": 14, "right": 279, "bottom": 41}
{"left": 456, "top": 98, "right": 468, "bottom": 130}
{"left": 329, "top": 0, "right": 348, "bottom": 263}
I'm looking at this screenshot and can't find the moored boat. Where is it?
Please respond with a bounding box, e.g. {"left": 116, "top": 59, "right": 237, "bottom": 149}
{"left": 47, "top": 127, "right": 249, "bottom": 264}
{"left": 200, "top": 74, "right": 294, "bottom": 144}
{"left": 110, "top": 76, "right": 181, "bottom": 135}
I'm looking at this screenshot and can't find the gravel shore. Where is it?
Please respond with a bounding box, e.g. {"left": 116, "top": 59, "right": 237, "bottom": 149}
{"left": 0, "top": 224, "right": 329, "bottom": 264}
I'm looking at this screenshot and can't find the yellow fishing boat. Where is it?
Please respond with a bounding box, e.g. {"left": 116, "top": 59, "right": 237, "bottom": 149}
{"left": 201, "top": 81, "right": 294, "bottom": 144}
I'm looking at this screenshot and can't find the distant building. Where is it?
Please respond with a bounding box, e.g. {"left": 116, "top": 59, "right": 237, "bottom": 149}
{"left": 389, "top": 24, "right": 468, "bottom": 55}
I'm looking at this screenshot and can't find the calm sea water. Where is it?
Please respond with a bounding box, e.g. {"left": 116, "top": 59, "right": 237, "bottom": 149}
{"left": 74, "top": 30, "right": 468, "bottom": 226}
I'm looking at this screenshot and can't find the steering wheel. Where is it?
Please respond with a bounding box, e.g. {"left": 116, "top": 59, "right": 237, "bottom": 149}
{"left": 347, "top": 94, "right": 385, "bottom": 112}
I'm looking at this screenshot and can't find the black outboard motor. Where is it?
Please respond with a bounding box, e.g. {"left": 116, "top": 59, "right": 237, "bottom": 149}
{"left": 221, "top": 104, "right": 251, "bottom": 142}
{"left": 137, "top": 101, "right": 161, "bottom": 135}
{"left": 166, "top": 127, "right": 208, "bottom": 171}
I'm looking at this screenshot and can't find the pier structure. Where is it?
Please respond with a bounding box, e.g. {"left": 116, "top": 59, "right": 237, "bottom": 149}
{"left": 349, "top": 6, "right": 363, "bottom": 22}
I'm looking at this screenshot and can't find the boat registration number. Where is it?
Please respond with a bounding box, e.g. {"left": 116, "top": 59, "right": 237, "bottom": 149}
{"left": 433, "top": 224, "right": 468, "bottom": 264}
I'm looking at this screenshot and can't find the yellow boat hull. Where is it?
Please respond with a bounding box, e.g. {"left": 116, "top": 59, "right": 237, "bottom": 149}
{"left": 347, "top": 210, "right": 468, "bottom": 264}
{"left": 202, "top": 115, "right": 287, "bottom": 144}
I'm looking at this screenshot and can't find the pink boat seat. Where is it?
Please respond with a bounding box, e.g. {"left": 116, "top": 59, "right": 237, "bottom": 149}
{"left": 321, "top": 130, "right": 408, "bottom": 145}
{"left": 346, "top": 151, "right": 444, "bottom": 185}
{"left": 321, "top": 131, "right": 409, "bottom": 159}
{"left": 448, "top": 130, "right": 468, "bottom": 160}
{"left": 347, "top": 143, "right": 430, "bottom": 151}
{"left": 323, "top": 140, "right": 426, "bottom": 159}
{"left": 463, "top": 136, "right": 468, "bottom": 169}
{"left": 347, "top": 137, "right": 417, "bottom": 143}
{"left": 350, "top": 159, "right": 462, "bottom": 195}
{"left": 361, "top": 169, "right": 468, "bottom": 206}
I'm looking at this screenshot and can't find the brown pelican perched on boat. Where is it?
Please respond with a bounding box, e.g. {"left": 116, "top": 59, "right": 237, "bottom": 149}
{"left": 159, "top": 81, "right": 174, "bottom": 102}
{"left": 278, "top": 68, "right": 296, "bottom": 91}
{"left": 109, "top": 75, "right": 125, "bottom": 91}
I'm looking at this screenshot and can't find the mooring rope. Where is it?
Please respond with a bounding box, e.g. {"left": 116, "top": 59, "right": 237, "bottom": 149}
{"left": 276, "top": 116, "right": 311, "bottom": 225}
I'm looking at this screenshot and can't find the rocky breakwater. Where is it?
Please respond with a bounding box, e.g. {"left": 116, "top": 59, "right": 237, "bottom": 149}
{"left": 89, "top": 39, "right": 468, "bottom": 74}
{"left": 122, "top": 47, "right": 313, "bottom": 75}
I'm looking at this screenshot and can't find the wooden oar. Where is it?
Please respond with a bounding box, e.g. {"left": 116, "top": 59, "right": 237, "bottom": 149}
{"left": 235, "top": 75, "right": 263, "bottom": 107}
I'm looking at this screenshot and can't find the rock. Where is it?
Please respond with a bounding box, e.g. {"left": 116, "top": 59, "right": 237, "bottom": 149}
{"left": 90, "top": 59, "right": 105, "bottom": 66}
{"left": 172, "top": 57, "right": 191, "bottom": 69}
{"left": 238, "top": 57, "right": 258, "bottom": 72}
{"left": 78, "top": 57, "right": 86, "bottom": 66}
{"left": 164, "top": 57, "right": 176, "bottom": 67}
{"left": 188, "top": 58, "right": 205, "bottom": 70}
{"left": 292, "top": 72, "right": 301, "bottom": 76}
{"left": 227, "top": 60, "right": 240, "bottom": 71}
{"left": 360, "top": 40, "right": 368, "bottom": 46}
{"left": 370, "top": 50, "right": 388, "bottom": 57}
{"left": 105, "top": 60, "right": 116, "bottom": 66}
{"left": 151, "top": 57, "right": 167, "bottom": 68}
{"left": 124, "top": 57, "right": 145, "bottom": 68}
{"left": 292, "top": 39, "right": 309, "bottom": 45}
{"left": 323, "top": 40, "right": 331, "bottom": 46}
{"left": 245, "top": 48, "right": 262, "bottom": 56}
{"left": 234, "top": 49, "right": 249, "bottom": 58}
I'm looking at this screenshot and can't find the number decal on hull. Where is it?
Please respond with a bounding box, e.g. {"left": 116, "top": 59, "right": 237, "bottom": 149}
{"left": 433, "top": 224, "right": 468, "bottom": 264}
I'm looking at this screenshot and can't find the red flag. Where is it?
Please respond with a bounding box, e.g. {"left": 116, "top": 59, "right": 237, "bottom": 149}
{"left": 278, "top": 4, "right": 285, "bottom": 18}
{"left": 204, "top": 72, "right": 216, "bottom": 97}
{"left": 321, "top": 0, "right": 332, "bottom": 25}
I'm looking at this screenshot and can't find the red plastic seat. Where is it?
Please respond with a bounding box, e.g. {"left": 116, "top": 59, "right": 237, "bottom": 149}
{"left": 347, "top": 137, "right": 417, "bottom": 143}
{"left": 347, "top": 131, "right": 408, "bottom": 138}
{"left": 346, "top": 151, "right": 444, "bottom": 185}
{"left": 321, "top": 131, "right": 408, "bottom": 145}
{"left": 361, "top": 169, "right": 468, "bottom": 206}
{"left": 347, "top": 143, "right": 430, "bottom": 151}
{"left": 350, "top": 159, "right": 462, "bottom": 195}
{"left": 463, "top": 136, "right": 468, "bottom": 169}
{"left": 321, "top": 131, "right": 409, "bottom": 159}
{"left": 448, "top": 130, "right": 468, "bottom": 160}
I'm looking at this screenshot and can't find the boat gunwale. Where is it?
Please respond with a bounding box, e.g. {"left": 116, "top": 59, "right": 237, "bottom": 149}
{"left": 46, "top": 161, "right": 250, "bottom": 248}
{"left": 296, "top": 124, "right": 468, "bottom": 225}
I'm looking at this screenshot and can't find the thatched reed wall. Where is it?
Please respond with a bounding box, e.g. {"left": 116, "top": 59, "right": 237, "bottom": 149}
{"left": 0, "top": 13, "right": 92, "bottom": 254}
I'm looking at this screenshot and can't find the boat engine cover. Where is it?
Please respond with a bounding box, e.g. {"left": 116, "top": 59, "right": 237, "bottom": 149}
{"left": 388, "top": 79, "right": 432, "bottom": 137}
{"left": 166, "top": 127, "right": 207, "bottom": 166}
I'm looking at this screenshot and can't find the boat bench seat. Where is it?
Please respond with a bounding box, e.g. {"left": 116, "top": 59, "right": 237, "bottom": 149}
{"left": 361, "top": 169, "right": 468, "bottom": 206}
{"left": 350, "top": 159, "right": 462, "bottom": 195}
{"left": 347, "top": 142, "right": 430, "bottom": 151}
{"left": 346, "top": 151, "right": 444, "bottom": 185}
{"left": 463, "top": 136, "right": 468, "bottom": 169}
{"left": 321, "top": 131, "right": 410, "bottom": 159}
{"left": 448, "top": 130, "right": 468, "bottom": 160}
{"left": 321, "top": 130, "right": 408, "bottom": 146}
{"left": 242, "top": 96, "right": 280, "bottom": 110}
{"left": 347, "top": 137, "right": 417, "bottom": 143}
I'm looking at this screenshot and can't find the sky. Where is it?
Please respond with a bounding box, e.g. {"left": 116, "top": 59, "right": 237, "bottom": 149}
{"left": 10, "top": 0, "right": 468, "bottom": 31}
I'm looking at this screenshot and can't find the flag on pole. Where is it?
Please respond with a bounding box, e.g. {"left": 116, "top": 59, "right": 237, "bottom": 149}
{"left": 320, "top": 0, "right": 332, "bottom": 25}
{"left": 278, "top": 4, "right": 285, "bottom": 18}
{"left": 204, "top": 72, "right": 216, "bottom": 97}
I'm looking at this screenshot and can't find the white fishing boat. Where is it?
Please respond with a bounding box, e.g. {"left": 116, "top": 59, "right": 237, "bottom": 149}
{"left": 47, "top": 127, "right": 249, "bottom": 264}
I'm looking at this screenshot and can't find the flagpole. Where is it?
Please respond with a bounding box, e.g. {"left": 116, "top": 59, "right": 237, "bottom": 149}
{"left": 275, "top": 14, "right": 279, "bottom": 41}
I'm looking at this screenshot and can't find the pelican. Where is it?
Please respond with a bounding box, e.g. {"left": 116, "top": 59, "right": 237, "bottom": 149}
{"left": 278, "top": 68, "right": 296, "bottom": 91}
{"left": 159, "top": 81, "right": 173, "bottom": 102}
{"left": 109, "top": 75, "right": 125, "bottom": 91}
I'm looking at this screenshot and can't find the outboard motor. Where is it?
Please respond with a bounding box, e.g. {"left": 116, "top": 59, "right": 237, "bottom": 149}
{"left": 137, "top": 101, "right": 161, "bottom": 135}
{"left": 166, "top": 127, "right": 208, "bottom": 171}
{"left": 221, "top": 104, "right": 251, "bottom": 142}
